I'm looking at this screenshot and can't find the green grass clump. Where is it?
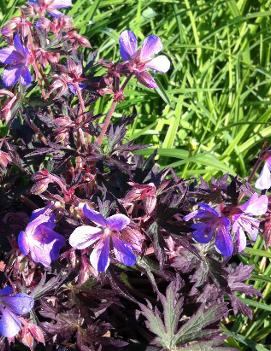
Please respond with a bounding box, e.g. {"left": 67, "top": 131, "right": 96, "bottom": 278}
{"left": 1, "top": 0, "right": 271, "bottom": 349}
{"left": 67, "top": 0, "right": 271, "bottom": 181}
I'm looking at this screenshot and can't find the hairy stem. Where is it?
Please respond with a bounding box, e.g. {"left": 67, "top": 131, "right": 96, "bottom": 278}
{"left": 96, "top": 74, "right": 133, "bottom": 146}
{"left": 76, "top": 83, "right": 85, "bottom": 117}
{"left": 96, "top": 99, "right": 118, "bottom": 146}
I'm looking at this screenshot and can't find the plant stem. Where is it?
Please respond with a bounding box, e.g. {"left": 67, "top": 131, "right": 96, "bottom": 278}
{"left": 76, "top": 83, "right": 85, "bottom": 117}
{"left": 96, "top": 99, "right": 117, "bottom": 146}
{"left": 96, "top": 74, "right": 132, "bottom": 146}
{"left": 248, "top": 141, "right": 268, "bottom": 183}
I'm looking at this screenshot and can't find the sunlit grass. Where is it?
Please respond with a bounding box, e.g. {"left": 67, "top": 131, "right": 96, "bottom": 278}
{"left": 65, "top": 0, "right": 271, "bottom": 183}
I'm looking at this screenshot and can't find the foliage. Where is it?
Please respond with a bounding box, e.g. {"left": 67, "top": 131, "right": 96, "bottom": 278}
{"left": 1, "top": 1, "right": 271, "bottom": 350}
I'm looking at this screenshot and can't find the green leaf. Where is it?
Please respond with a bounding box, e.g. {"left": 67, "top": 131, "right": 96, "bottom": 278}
{"left": 174, "top": 304, "right": 227, "bottom": 345}
{"left": 139, "top": 278, "right": 183, "bottom": 350}
{"left": 160, "top": 279, "right": 184, "bottom": 341}
{"left": 180, "top": 340, "right": 237, "bottom": 351}
{"left": 139, "top": 302, "right": 167, "bottom": 347}
{"left": 0, "top": 121, "right": 9, "bottom": 137}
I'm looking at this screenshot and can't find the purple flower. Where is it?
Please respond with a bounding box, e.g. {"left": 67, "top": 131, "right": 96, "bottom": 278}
{"left": 0, "top": 286, "right": 34, "bottom": 338}
{"left": 184, "top": 203, "right": 233, "bottom": 257}
{"left": 18, "top": 207, "right": 65, "bottom": 267}
{"left": 119, "top": 30, "right": 170, "bottom": 88}
{"left": 0, "top": 34, "right": 32, "bottom": 87}
{"left": 28, "top": 0, "right": 72, "bottom": 17}
{"left": 255, "top": 156, "right": 271, "bottom": 190}
{"left": 69, "top": 205, "right": 136, "bottom": 272}
{"left": 232, "top": 193, "right": 268, "bottom": 252}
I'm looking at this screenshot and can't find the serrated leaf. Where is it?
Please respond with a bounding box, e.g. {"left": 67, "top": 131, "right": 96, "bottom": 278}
{"left": 160, "top": 279, "right": 183, "bottom": 339}
{"left": 139, "top": 278, "right": 183, "bottom": 350}
{"left": 174, "top": 304, "right": 227, "bottom": 345}
{"left": 180, "top": 340, "right": 237, "bottom": 351}
{"left": 139, "top": 303, "right": 167, "bottom": 346}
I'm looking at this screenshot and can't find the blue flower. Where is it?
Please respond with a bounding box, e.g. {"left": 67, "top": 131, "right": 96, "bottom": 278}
{"left": 119, "top": 30, "right": 170, "bottom": 89}
{"left": 0, "top": 34, "right": 32, "bottom": 87}
{"left": 69, "top": 204, "right": 136, "bottom": 272}
{"left": 184, "top": 203, "right": 233, "bottom": 257}
{"left": 18, "top": 206, "right": 65, "bottom": 267}
{"left": 0, "top": 286, "right": 34, "bottom": 338}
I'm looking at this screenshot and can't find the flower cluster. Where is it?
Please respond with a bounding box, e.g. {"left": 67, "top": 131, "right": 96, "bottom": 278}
{"left": 0, "top": 0, "right": 270, "bottom": 350}
{"left": 184, "top": 193, "right": 268, "bottom": 257}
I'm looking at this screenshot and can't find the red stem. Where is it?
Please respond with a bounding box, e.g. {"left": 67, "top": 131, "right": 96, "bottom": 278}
{"left": 96, "top": 74, "right": 132, "bottom": 146}
{"left": 96, "top": 99, "right": 117, "bottom": 146}
{"left": 76, "top": 83, "right": 85, "bottom": 117}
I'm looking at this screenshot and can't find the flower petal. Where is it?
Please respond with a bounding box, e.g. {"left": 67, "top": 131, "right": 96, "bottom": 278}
{"left": 197, "top": 203, "right": 219, "bottom": 217}
{"left": 135, "top": 71, "right": 157, "bottom": 88}
{"left": 112, "top": 237, "right": 136, "bottom": 266}
{"left": 240, "top": 193, "right": 268, "bottom": 216}
{"left": 0, "top": 47, "right": 23, "bottom": 65}
{"left": 48, "top": 9, "right": 65, "bottom": 17}
{"left": 266, "top": 156, "right": 271, "bottom": 169}
{"left": 0, "top": 286, "right": 13, "bottom": 297}
{"left": 0, "top": 47, "right": 14, "bottom": 63}
{"left": 83, "top": 204, "right": 107, "bottom": 227}
{"left": 191, "top": 223, "right": 214, "bottom": 243}
{"left": 69, "top": 225, "right": 101, "bottom": 249}
{"left": 51, "top": 0, "right": 72, "bottom": 8}
{"left": 28, "top": 225, "right": 65, "bottom": 267}
{"left": 27, "top": 207, "right": 55, "bottom": 236}
{"left": 49, "top": 234, "right": 66, "bottom": 261}
{"left": 145, "top": 55, "right": 170, "bottom": 73}
{"left": 30, "top": 207, "right": 51, "bottom": 220}
{"left": 90, "top": 237, "right": 110, "bottom": 272}
{"left": 1, "top": 293, "right": 34, "bottom": 315}
{"left": 119, "top": 30, "right": 137, "bottom": 60}
{"left": 140, "top": 35, "right": 162, "bottom": 61}
{"left": 234, "top": 226, "right": 247, "bottom": 252}
{"left": 237, "top": 215, "right": 259, "bottom": 241}
{"left": 13, "top": 34, "right": 28, "bottom": 57}
{"left": 2, "top": 66, "right": 22, "bottom": 87}
{"left": 215, "top": 218, "right": 233, "bottom": 256}
{"left": 184, "top": 203, "right": 218, "bottom": 221}
{"left": 183, "top": 209, "right": 200, "bottom": 222}
{"left": 107, "top": 214, "right": 130, "bottom": 231}
{"left": 20, "top": 66, "right": 32, "bottom": 86}
{"left": 0, "top": 308, "right": 21, "bottom": 337}
{"left": 29, "top": 245, "right": 53, "bottom": 267}
{"left": 18, "top": 231, "right": 30, "bottom": 256}
{"left": 30, "top": 207, "right": 56, "bottom": 228}
{"left": 255, "top": 162, "right": 271, "bottom": 190}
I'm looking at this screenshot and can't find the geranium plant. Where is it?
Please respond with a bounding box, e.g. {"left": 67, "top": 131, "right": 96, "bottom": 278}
{"left": 0, "top": 1, "right": 269, "bottom": 350}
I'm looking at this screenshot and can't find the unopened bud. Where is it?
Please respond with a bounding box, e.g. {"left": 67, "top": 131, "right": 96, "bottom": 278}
{"left": 0, "top": 150, "right": 12, "bottom": 169}
{"left": 31, "top": 180, "right": 50, "bottom": 195}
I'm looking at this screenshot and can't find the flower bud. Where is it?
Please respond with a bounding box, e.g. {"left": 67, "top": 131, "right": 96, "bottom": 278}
{"left": 28, "top": 323, "right": 45, "bottom": 345}
{"left": 35, "top": 17, "right": 51, "bottom": 31}
{"left": 66, "top": 30, "right": 91, "bottom": 48}
{"left": 31, "top": 170, "right": 51, "bottom": 194}
{"left": 0, "top": 95, "right": 18, "bottom": 122}
{"left": 0, "top": 150, "right": 12, "bottom": 169}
